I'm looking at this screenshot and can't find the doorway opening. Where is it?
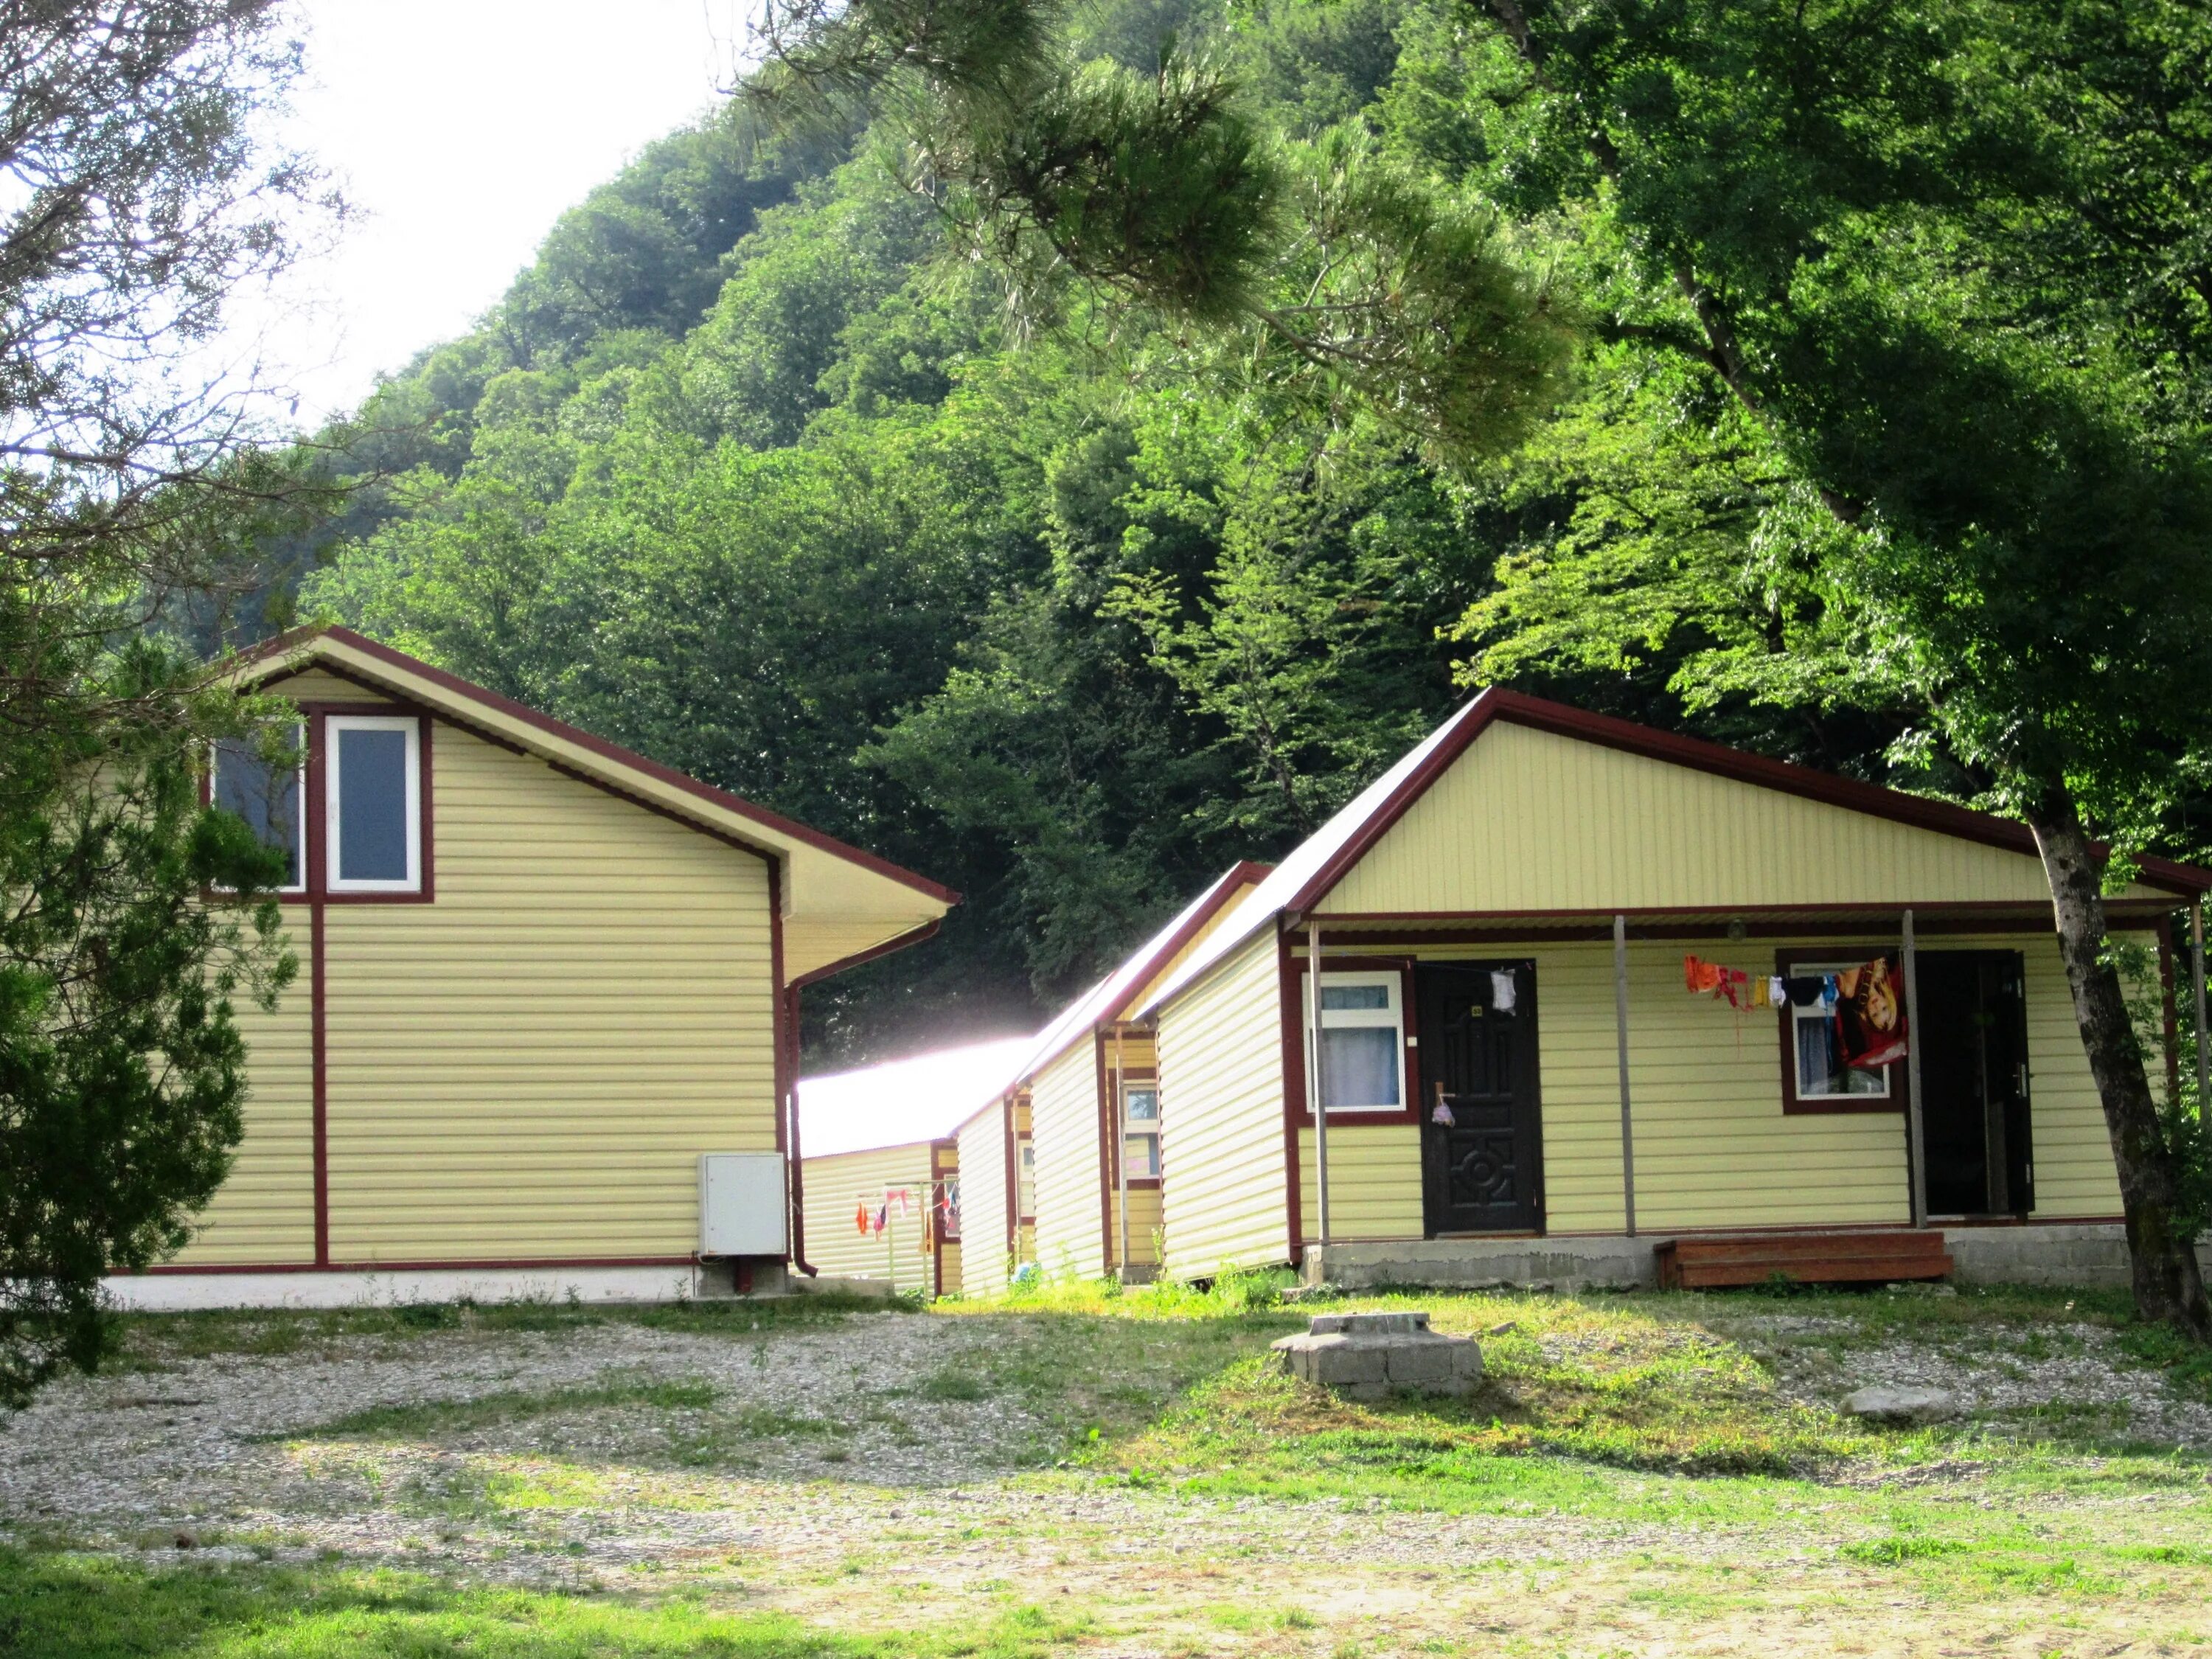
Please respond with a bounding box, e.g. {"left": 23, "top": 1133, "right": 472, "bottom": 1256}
{"left": 1916, "top": 950, "right": 2033, "bottom": 1217}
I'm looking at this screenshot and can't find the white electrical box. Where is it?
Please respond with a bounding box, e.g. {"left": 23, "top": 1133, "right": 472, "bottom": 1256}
{"left": 698, "top": 1152, "right": 787, "bottom": 1257}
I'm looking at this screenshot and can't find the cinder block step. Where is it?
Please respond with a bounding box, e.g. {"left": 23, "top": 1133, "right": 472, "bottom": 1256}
{"left": 1655, "top": 1231, "right": 1952, "bottom": 1290}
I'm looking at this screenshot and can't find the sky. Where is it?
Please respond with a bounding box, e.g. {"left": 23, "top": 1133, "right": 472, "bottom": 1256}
{"left": 238, "top": 1, "right": 753, "bottom": 428}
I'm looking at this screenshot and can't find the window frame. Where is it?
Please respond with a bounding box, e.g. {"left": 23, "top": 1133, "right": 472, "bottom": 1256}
{"left": 1307, "top": 967, "right": 1411, "bottom": 1119}
{"left": 1016, "top": 1136, "right": 1036, "bottom": 1222}
{"left": 209, "top": 722, "right": 308, "bottom": 895}
{"left": 324, "top": 713, "right": 425, "bottom": 895}
{"left": 1775, "top": 948, "right": 1907, "bottom": 1116}
{"left": 1120, "top": 1076, "right": 1162, "bottom": 1183}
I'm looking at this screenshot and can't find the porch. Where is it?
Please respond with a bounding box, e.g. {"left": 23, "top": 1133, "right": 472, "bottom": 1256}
{"left": 1298, "top": 1222, "right": 2197, "bottom": 1293}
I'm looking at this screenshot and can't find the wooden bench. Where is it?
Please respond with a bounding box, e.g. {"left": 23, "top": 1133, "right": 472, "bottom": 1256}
{"left": 1654, "top": 1230, "right": 1952, "bottom": 1290}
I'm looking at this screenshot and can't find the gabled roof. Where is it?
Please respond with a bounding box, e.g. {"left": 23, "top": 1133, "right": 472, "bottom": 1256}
{"left": 799, "top": 1036, "right": 1036, "bottom": 1158}
{"left": 229, "top": 626, "right": 956, "bottom": 981}
{"left": 1004, "top": 860, "right": 1273, "bottom": 1087}
{"left": 1140, "top": 688, "right": 2212, "bottom": 1015}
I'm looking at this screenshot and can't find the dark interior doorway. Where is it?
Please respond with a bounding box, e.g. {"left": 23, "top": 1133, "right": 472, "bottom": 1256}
{"left": 1416, "top": 961, "right": 1543, "bottom": 1234}
{"left": 1915, "top": 950, "right": 2033, "bottom": 1217}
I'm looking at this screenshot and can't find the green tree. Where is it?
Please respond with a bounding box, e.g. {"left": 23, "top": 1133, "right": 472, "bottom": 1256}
{"left": 1, "top": 0, "right": 321, "bottom": 1399}
{"left": 752, "top": 0, "right": 2212, "bottom": 1333}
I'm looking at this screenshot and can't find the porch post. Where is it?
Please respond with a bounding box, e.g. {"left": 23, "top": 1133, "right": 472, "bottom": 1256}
{"left": 1113, "top": 1023, "right": 1130, "bottom": 1279}
{"left": 2194, "top": 901, "right": 2209, "bottom": 1125}
{"left": 1306, "top": 921, "right": 1331, "bottom": 1245}
{"left": 1613, "top": 913, "right": 1637, "bottom": 1238}
{"left": 1902, "top": 908, "right": 1929, "bottom": 1228}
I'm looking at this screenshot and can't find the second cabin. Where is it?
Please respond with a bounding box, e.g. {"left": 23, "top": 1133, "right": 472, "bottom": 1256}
{"left": 1127, "top": 690, "right": 2208, "bottom": 1287}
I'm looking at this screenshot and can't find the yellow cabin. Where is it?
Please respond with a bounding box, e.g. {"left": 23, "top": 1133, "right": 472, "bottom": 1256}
{"left": 796, "top": 1038, "right": 1030, "bottom": 1296}
{"left": 953, "top": 1088, "right": 1034, "bottom": 1298}
{"left": 1136, "top": 692, "right": 2212, "bottom": 1290}
{"left": 1004, "top": 863, "right": 1270, "bottom": 1284}
{"left": 116, "top": 626, "right": 953, "bottom": 1308}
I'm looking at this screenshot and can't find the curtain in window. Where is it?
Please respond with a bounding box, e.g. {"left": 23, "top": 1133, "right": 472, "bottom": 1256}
{"left": 1321, "top": 1027, "right": 1399, "bottom": 1109}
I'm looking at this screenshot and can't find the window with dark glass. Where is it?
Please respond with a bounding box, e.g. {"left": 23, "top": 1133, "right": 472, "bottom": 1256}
{"left": 212, "top": 726, "right": 304, "bottom": 890}
{"left": 327, "top": 715, "right": 420, "bottom": 892}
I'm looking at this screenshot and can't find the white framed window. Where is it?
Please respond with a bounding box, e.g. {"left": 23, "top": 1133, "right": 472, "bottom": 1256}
{"left": 326, "top": 715, "right": 422, "bottom": 892}
{"left": 211, "top": 724, "right": 305, "bottom": 891}
{"left": 1123, "top": 1081, "right": 1161, "bottom": 1178}
{"left": 1312, "top": 970, "right": 1406, "bottom": 1112}
{"left": 1787, "top": 959, "right": 1891, "bottom": 1099}
{"left": 1017, "top": 1138, "right": 1036, "bottom": 1219}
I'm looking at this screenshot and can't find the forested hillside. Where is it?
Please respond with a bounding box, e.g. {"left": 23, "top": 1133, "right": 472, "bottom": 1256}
{"left": 275, "top": 0, "right": 1929, "bottom": 1060}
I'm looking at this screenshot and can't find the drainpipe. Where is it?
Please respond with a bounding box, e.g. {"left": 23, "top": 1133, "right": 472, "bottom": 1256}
{"left": 1613, "top": 914, "right": 1637, "bottom": 1238}
{"left": 786, "top": 984, "right": 815, "bottom": 1277}
{"left": 1113, "top": 1023, "right": 1130, "bottom": 1281}
{"left": 1902, "top": 909, "right": 1928, "bottom": 1228}
{"left": 2194, "top": 901, "right": 2209, "bottom": 1125}
{"left": 1307, "top": 920, "right": 1330, "bottom": 1246}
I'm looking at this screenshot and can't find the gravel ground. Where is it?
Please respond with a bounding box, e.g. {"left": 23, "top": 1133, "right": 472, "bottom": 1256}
{"left": 1730, "top": 1312, "right": 2212, "bottom": 1450}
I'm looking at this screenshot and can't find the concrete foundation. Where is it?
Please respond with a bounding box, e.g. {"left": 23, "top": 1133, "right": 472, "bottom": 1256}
{"left": 105, "top": 1257, "right": 794, "bottom": 1312}
{"left": 1301, "top": 1225, "right": 2212, "bottom": 1293}
{"left": 1273, "top": 1310, "right": 1483, "bottom": 1401}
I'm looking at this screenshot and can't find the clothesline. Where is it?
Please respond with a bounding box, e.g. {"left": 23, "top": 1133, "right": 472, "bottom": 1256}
{"left": 852, "top": 1177, "right": 961, "bottom": 1242}
{"left": 1683, "top": 951, "right": 1910, "bottom": 1070}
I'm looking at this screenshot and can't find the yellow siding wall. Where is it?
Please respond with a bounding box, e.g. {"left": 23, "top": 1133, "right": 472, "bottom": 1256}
{"left": 955, "top": 1104, "right": 1012, "bottom": 1296}
{"left": 1324, "top": 721, "right": 2166, "bottom": 914}
{"left": 1107, "top": 1184, "right": 1165, "bottom": 1268}
{"left": 2017, "top": 936, "right": 2133, "bottom": 1219}
{"left": 268, "top": 668, "right": 392, "bottom": 706}
{"left": 1297, "top": 1124, "right": 1423, "bottom": 1243}
{"left": 182, "top": 990, "right": 316, "bottom": 1263}
{"left": 321, "top": 720, "right": 776, "bottom": 1262}
{"left": 804, "top": 1144, "right": 939, "bottom": 1290}
{"left": 1273, "top": 932, "right": 2136, "bottom": 1239}
{"left": 1155, "top": 928, "right": 1290, "bottom": 1280}
{"left": 1030, "top": 1040, "right": 1106, "bottom": 1279}
{"left": 940, "top": 1241, "right": 962, "bottom": 1296}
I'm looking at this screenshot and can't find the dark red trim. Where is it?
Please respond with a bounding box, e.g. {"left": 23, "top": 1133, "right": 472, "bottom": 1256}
{"left": 305, "top": 713, "right": 330, "bottom": 1268}
{"left": 1275, "top": 925, "right": 1305, "bottom": 1257}
{"left": 310, "top": 899, "right": 328, "bottom": 1267}
{"left": 1286, "top": 688, "right": 2212, "bottom": 912}
{"left": 785, "top": 991, "right": 815, "bottom": 1276}
{"left": 140, "top": 1254, "right": 699, "bottom": 1276}
{"left": 790, "top": 919, "right": 943, "bottom": 989}
{"left": 1772, "top": 947, "right": 1907, "bottom": 1117}
{"left": 242, "top": 625, "right": 959, "bottom": 904}
{"left": 2159, "top": 917, "right": 2183, "bottom": 1107}
{"left": 262, "top": 701, "right": 437, "bottom": 905}
{"left": 1093, "top": 1032, "right": 1115, "bottom": 1268}
{"left": 1304, "top": 910, "right": 2173, "bottom": 946}
{"left": 1001, "top": 1092, "right": 1019, "bottom": 1257}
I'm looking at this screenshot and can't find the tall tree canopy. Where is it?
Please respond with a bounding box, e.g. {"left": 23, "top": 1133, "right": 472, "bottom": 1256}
{"left": 755, "top": 0, "right": 2212, "bottom": 1332}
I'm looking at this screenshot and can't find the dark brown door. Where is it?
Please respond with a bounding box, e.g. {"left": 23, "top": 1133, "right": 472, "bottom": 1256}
{"left": 1418, "top": 961, "right": 1543, "bottom": 1234}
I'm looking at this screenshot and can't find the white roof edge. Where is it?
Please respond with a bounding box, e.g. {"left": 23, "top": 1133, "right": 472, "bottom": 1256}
{"left": 1135, "top": 700, "right": 1483, "bottom": 1018}
{"left": 1004, "top": 861, "right": 1264, "bottom": 1087}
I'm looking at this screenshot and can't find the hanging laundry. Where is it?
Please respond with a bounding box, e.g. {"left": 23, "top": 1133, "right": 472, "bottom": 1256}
{"left": 1720, "top": 967, "right": 1750, "bottom": 1008}
{"left": 886, "top": 1186, "right": 913, "bottom": 1218}
{"left": 1821, "top": 974, "right": 1840, "bottom": 1009}
{"left": 1768, "top": 975, "right": 1787, "bottom": 1008}
{"left": 872, "top": 1201, "right": 889, "bottom": 1236}
{"left": 1750, "top": 977, "right": 1770, "bottom": 1009}
{"left": 1489, "top": 970, "right": 1517, "bottom": 1013}
{"left": 1782, "top": 975, "right": 1826, "bottom": 1007}
{"left": 1684, "top": 955, "right": 1725, "bottom": 994}
{"left": 1430, "top": 1099, "right": 1456, "bottom": 1127}
{"left": 1835, "top": 953, "right": 1910, "bottom": 1069}
{"left": 855, "top": 1202, "right": 869, "bottom": 1236}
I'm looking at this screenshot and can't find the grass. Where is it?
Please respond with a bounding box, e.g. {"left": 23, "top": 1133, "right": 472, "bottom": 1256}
{"left": 0, "top": 1548, "right": 1091, "bottom": 1659}
{"left": 54, "top": 1276, "right": 2212, "bottom": 1651}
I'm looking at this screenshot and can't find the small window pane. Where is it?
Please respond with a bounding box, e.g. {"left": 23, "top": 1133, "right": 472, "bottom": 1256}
{"left": 1124, "top": 1133, "right": 1161, "bottom": 1178}
{"left": 1321, "top": 983, "right": 1391, "bottom": 1012}
{"left": 1321, "top": 1026, "right": 1400, "bottom": 1109}
{"left": 1125, "top": 1088, "right": 1159, "bottom": 1124}
{"left": 1795, "top": 1008, "right": 1885, "bottom": 1096}
{"left": 213, "top": 736, "right": 301, "bottom": 888}
{"left": 337, "top": 726, "right": 410, "bottom": 883}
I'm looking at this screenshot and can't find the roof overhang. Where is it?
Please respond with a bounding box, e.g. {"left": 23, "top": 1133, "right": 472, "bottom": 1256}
{"left": 230, "top": 627, "right": 956, "bottom": 981}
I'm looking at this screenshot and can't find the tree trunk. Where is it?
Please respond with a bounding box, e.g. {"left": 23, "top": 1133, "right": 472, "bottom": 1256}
{"left": 2026, "top": 789, "right": 2211, "bottom": 1338}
